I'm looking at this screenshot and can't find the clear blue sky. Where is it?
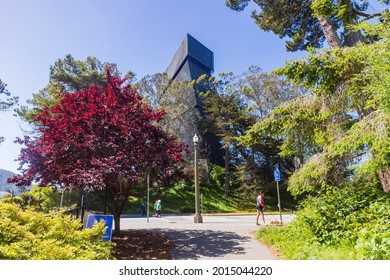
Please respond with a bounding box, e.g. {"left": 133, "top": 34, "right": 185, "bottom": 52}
{"left": 0, "top": 0, "right": 310, "bottom": 173}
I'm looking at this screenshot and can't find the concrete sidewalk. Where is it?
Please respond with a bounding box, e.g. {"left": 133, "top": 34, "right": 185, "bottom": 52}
{"left": 120, "top": 214, "right": 293, "bottom": 260}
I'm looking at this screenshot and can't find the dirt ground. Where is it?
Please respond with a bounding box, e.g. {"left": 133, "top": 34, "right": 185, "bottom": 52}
{"left": 111, "top": 230, "right": 173, "bottom": 260}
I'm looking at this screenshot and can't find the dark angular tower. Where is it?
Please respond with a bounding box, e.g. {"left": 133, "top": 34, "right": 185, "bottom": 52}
{"left": 166, "top": 34, "right": 224, "bottom": 165}
{"left": 166, "top": 33, "right": 214, "bottom": 82}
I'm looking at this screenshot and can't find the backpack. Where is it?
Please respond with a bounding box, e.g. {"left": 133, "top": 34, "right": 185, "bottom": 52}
{"left": 256, "top": 195, "right": 261, "bottom": 208}
{"left": 256, "top": 194, "right": 265, "bottom": 209}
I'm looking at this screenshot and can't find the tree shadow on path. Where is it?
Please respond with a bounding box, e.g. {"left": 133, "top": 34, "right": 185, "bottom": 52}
{"left": 155, "top": 228, "right": 250, "bottom": 260}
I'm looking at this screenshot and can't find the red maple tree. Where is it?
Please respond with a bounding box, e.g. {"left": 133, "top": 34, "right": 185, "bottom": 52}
{"left": 10, "top": 69, "right": 187, "bottom": 233}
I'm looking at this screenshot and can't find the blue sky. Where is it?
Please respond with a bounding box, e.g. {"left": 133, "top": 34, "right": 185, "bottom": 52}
{"left": 3, "top": 0, "right": 364, "bottom": 173}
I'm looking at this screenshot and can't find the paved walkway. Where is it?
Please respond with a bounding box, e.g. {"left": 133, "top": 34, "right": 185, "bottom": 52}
{"left": 120, "top": 214, "right": 293, "bottom": 260}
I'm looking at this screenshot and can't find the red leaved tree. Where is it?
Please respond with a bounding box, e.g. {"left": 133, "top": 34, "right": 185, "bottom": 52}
{"left": 9, "top": 69, "right": 187, "bottom": 234}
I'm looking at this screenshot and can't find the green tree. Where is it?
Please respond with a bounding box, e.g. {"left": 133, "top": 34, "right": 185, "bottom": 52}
{"left": 238, "top": 66, "right": 304, "bottom": 119}
{"left": 0, "top": 79, "right": 18, "bottom": 111}
{"left": 196, "top": 73, "right": 254, "bottom": 195}
{"left": 226, "top": 0, "right": 388, "bottom": 51}
{"left": 137, "top": 73, "right": 200, "bottom": 144}
{"left": 0, "top": 79, "right": 18, "bottom": 143}
{"left": 18, "top": 186, "right": 80, "bottom": 211}
{"left": 244, "top": 14, "right": 390, "bottom": 194}
{"left": 16, "top": 54, "right": 126, "bottom": 124}
{"left": 197, "top": 67, "right": 300, "bottom": 196}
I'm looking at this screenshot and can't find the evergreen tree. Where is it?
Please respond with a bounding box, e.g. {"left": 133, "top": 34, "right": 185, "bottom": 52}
{"left": 16, "top": 54, "right": 132, "bottom": 125}
{"left": 196, "top": 67, "right": 300, "bottom": 195}
{"left": 0, "top": 79, "right": 18, "bottom": 143}
{"left": 243, "top": 14, "right": 390, "bottom": 193}
{"left": 226, "top": 0, "right": 388, "bottom": 50}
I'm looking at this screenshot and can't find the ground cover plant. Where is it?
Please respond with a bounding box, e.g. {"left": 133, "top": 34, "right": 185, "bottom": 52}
{"left": 0, "top": 203, "right": 112, "bottom": 260}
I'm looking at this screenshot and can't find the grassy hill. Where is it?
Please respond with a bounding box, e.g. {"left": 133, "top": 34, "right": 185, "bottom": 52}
{"left": 3, "top": 180, "right": 297, "bottom": 216}
{"left": 127, "top": 183, "right": 297, "bottom": 215}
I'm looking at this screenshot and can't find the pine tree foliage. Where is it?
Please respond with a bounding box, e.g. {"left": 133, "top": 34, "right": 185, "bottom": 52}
{"left": 16, "top": 54, "right": 129, "bottom": 124}
{"left": 0, "top": 79, "right": 18, "bottom": 111}
{"left": 0, "top": 79, "right": 18, "bottom": 143}
{"left": 226, "top": 0, "right": 389, "bottom": 50}
{"left": 244, "top": 14, "right": 390, "bottom": 194}
{"left": 195, "top": 67, "right": 300, "bottom": 194}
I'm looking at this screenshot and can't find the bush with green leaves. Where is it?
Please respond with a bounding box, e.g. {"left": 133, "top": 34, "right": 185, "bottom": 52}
{"left": 0, "top": 203, "right": 112, "bottom": 260}
{"left": 1, "top": 195, "right": 24, "bottom": 206}
{"left": 257, "top": 183, "right": 390, "bottom": 259}
{"left": 24, "top": 186, "right": 80, "bottom": 211}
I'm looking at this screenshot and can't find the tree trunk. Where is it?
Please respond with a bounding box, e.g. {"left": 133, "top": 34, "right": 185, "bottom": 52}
{"left": 378, "top": 168, "right": 390, "bottom": 193}
{"left": 113, "top": 194, "right": 122, "bottom": 235}
{"left": 112, "top": 185, "right": 124, "bottom": 235}
{"left": 344, "top": 26, "right": 365, "bottom": 47}
{"left": 343, "top": 1, "right": 365, "bottom": 47}
{"left": 113, "top": 197, "right": 132, "bottom": 235}
{"left": 317, "top": 17, "right": 343, "bottom": 49}
{"left": 114, "top": 211, "right": 121, "bottom": 235}
{"left": 314, "top": 0, "right": 365, "bottom": 48}
{"left": 311, "top": 0, "right": 343, "bottom": 49}
{"left": 112, "top": 179, "right": 132, "bottom": 235}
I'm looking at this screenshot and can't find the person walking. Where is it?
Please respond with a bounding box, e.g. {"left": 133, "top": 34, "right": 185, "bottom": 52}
{"left": 155, "top": 199, "right": 161, "bottom": 218}
{"left": 153, "top": 200, "right": 158, "bottom": 217}
{"left": 141, "top": 202, "right": 147, "bottom": 216}
{"left": 256, "top": 191, "right": 266, "bottom": 226}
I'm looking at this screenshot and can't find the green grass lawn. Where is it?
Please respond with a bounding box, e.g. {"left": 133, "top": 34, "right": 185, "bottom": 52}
{"left": 126, "top": 183, "right": 297, "bottom": 215}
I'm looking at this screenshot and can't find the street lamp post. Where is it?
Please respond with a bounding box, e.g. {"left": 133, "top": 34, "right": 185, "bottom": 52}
{"left": 193, "top": 134, "right": 203, "bottom": 223}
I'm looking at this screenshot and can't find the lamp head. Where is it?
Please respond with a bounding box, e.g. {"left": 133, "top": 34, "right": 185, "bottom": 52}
{"left": 193, "top": 134, "right": 199, "bottom": 145}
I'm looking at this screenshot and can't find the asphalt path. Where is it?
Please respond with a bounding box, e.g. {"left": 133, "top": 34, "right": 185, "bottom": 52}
{"left": 120, "top": 214, "right": 294, "bottom": 260}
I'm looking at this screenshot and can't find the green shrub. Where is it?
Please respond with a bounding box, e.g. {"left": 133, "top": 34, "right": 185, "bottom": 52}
{"left": 210, "top": 164, "right": 225, "bottom": 191}
{"left": 179, "top": 206, "right": 195, "bottom": 213}
{"left": 1, "top": 196, "right": 24, "bottom": 206}
{"left": 20, "top": 186, "right": 80, "bottom": 212}
{"left": 354, "top": 196, "right": 390, "bottom": 259}
{"left": 257, "top": 184, "right": 390, "bottom": 259}
{"left": 0, "top": 203, "right": 112, "bottom": 260}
